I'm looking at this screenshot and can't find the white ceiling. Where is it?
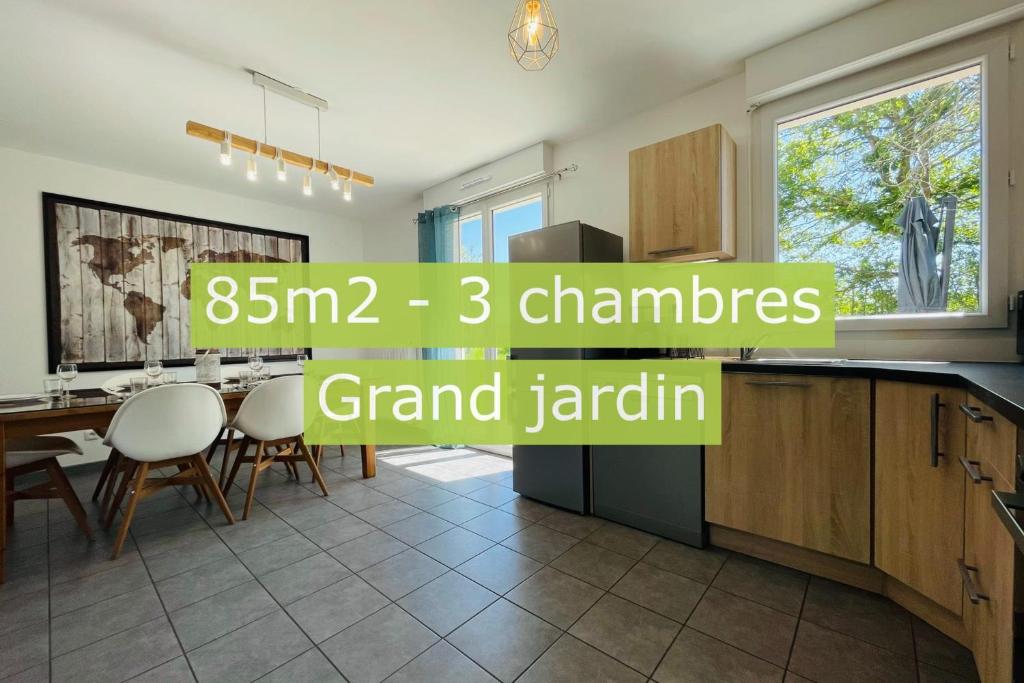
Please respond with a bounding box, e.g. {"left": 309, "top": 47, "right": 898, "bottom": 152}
{"left": 0, "top": 0, "right": 882, "bottom": 218}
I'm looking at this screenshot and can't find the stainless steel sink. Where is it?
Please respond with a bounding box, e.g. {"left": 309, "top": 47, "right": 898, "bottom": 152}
{"left": 743, "top": 358, "right": 847, "bottom": 366}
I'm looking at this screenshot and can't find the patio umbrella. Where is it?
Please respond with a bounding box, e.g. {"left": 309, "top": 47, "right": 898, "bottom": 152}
{"left": 896, "top": 196, "right": 942, "bottom": 313}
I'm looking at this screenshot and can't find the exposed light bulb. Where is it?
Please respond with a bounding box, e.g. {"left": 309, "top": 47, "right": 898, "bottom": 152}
{"left": 302, "top": 171, "right": 313, "bottom": 196}
{"left": 246, "top": 149, "right": 259, "bottom": 182}
{"left": 526, "top": 0, "right": 542, "bottom": 44}
{"left": 342, "top": 177, "right": 352, "bottom": 202}
{"left": 219, "top": 132, "right": 232, "bottom": 166}
{"left": 329, "top": 166, "right": 340, "bottom": 191}
{"left": 275, "top": 148, "right": 286, "bottom": 181}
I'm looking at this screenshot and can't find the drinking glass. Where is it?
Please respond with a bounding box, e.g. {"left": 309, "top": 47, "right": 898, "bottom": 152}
{"left": 56, "top": 363, "right": 77, "bottom": 398}
{"left": 43, "top": 378, "right": 61, "bottom": 398}
{"left": 239, "top": 369, "right": 254, "bottom": 388}
{"left": 296, "top": 354, "right": 308, "bottom": 368}
{"left": 144, "top": 360, "right": 163, "bottom": 383}
{"left": 161, "top": 372, "right": 177, "bottom": 384}
{"left": 130, "top": 376, "right": 148, "bottom": 394}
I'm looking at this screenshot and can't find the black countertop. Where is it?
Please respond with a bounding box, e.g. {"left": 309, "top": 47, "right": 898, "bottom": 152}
{"left": 721, "top": 359, "right": 1024, "bottom": 429}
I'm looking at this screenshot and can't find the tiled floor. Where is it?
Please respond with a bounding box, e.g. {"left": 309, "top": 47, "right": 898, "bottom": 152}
{"left": 0, "top": 446, "right": 980, "bottom": 682}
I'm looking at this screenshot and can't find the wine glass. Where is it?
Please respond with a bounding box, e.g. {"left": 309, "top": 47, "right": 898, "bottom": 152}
{"left": 56, "top": 363, "right": 77, "bottom": 398}
{"left": 248, "top": 355, "right": 263, "bottom": 381}
{"left": 144, "top": 360, "right": 163, "bottom": 385}
{"left": 296, "top": 354, "right": 308, "bottom": 369}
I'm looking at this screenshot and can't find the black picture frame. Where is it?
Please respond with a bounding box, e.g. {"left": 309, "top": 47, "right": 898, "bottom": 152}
{"left": 42, "top": 192, "right": 312, "bottom": 371}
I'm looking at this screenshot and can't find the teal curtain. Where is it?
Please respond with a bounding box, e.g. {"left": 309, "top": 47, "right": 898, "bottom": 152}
{"left": 417, "top": 206, "right": 459, "bottom": 361}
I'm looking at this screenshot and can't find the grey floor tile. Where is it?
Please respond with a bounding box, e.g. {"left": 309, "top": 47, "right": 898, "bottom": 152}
{"left": 397, "top": 570, "right": 499, "bottom": 636}
{"left": 156, "top": 555, "right": 254, "bottom": 612}
{"left": 610, "top": 562, "right": 706, "bottom": 623}
{"left": 653, "top": 627, "right": 784, "bottom": 683}
{"left": 261, "top": 552, "right": 352, "bottom": 605}
{"left": 549, "top": 542, "right": 635, "bottom": 590}
{"left": 570, "top": 594, "right": 680, "bottom": 676}
{"left": 267, "top": 497, "right": 349, "bottom": 531}
{"left": 386, "top": 640, "right": 496, "bottom": 682}
{"left": 520, "top": 634, "right": 647, "bottom": 683}
{"left": 216, "top": 512, "right": 297, "bottom": 554}
{"left": 136, "top": 526, "right": 224, "bottom": 561}
{"left": 129, "top": 506, "right": 207, "bottom": 538}
{"left": 52, "top": 616, "right": 182, "bottom": 683}
{"left": 373, "top": 477, "right": 429, "bottom": 498}
{"left": 187, "top": 610, "right": 312, "bottom": 683}
{"left": 687, "top": 588, "right": 797, "bottom": 667}
{"left": 51, "top": 584, "right": 164, "bottom": 656}
{"left": 913, "top": 618, "right": 979, "bottom": 680}
{"left": 170, "top": 580, "right": 278, "bottom": 651}
{"left": 329, "top": 530, "right": 410, "bottom": 572}
{"left": 585, "top": 522, "right": 657, "bottom": 560}
{"left": 0, "top": 620, "right": 48, "bottom": 679}
{"left": 918, "top": 662, "right": 978, "bottom": 683}
{"left": 328, "top": 485, "right": 393, "bottom": 513}
{"left": 506, "top": 566, "right": 603, "bottom": 629}
{"left": 355, "top": 500, "right": 421, "bottom": 527}
{"left": 48, "top": 540, "right": 143, "bottom": 586}
{"left": 448, "top": 599, "right": 560, "bottom": 683}
{"left": 145, "top": 538, "right": 234, "bottom": 582}
{"left": 398, "top": 486, "right": 459, "bottom": 510}
{"left": 801, "top": 577, "right": 913, "bottom": 655}
{"left": 416, "top": 527, "right": 494, "bottom": 567}
{"left": 502, "top": 524, "right": 578, "bottom": 563}
{"left": 438, "top": 477, "right": 492, "bottom": 495}
{"left": 536, "top": 510, "right": 606, "bottom": 539}
{"left": 130, "top": 656, "right": 196, "bottom": 682}
{"left": 465, "top": 484, "right": 520, "bottom": 507}
{"left": 461, "top": 509, "right": 533, "bottom": 541}
{"left": 320, "top": 604, "right": 438, "bottom": 682}
{"left": 0, "top": 587, "right": 47, "bottom": 636}
{"left": 456, "top": 544, "right": 543, "bottom": 594}
{"left": 382, "top": 512, "right": 454, "bottom": 545}
{"left": 2, "top": 662, "right": 48, "bottom": 683}
{"left": 285, "top": 575, "right": 390, "bottom": 643}
{"left": 788, "top": 621, "right": 916, "bottom": 683}
{"left": 50, "top": 559, "right": 152, "bottom": 616}
{"left": 258, "top": 648, "right": 343, "bottom": 682}
{"left": 643, "top": 540, "right": 728, "bottom": 584}
{"left": 499, "top": 497, "right": 557, "bottom": 522}
{"left": 359, "top": 549, "right": 447, "bottom": 600}
{"left": 236, "top": 533, "right": 322, "bottom": 577}
{"left": 430, "top": 497, "right": 492, "bottom": 524}
{"left": 303, "top": 514, "right": 377, "bottom": 550}
{"left": 712, "top": 554, "right": 808, "bottom": 616}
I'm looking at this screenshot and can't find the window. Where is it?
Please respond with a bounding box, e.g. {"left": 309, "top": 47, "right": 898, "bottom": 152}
{"left": 754, "top": 33, "right": 1010, "bottom": 330}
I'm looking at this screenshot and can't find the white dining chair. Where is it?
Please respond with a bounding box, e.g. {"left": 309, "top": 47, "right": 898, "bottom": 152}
{"left": 92, "top": 371, "right": 152, "bottom": 505}
{"left": 102, "top": 383, "right": 234, "bottom": 559}
{"left": 6, "top": 436, "right": 92, "bottom": 539}
{"left": 220, "top": 375, "right": 328, "bottom": 519}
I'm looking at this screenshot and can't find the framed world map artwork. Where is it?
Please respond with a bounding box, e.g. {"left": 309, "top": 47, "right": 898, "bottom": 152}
{"left": 42, "top": 193, "right": 310, "bottom": 371}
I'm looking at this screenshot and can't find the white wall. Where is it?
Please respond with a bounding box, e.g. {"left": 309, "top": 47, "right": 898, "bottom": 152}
{"left": 361, "top": 196, "right": 421, "bottom": 263}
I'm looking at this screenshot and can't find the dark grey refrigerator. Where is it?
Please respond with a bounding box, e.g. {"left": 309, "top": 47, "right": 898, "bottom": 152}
{"left": 509, "top": 221, "right": 623, "bottom": 513}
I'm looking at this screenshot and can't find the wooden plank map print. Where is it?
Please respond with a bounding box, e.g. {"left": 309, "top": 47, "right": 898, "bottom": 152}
{"left": 43, "top": 194, "right": 309, "bottom": 370}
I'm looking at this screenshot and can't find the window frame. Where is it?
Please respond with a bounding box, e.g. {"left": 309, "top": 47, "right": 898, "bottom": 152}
{"left": 454, "top": 184, "right": 549, "bottom": 264}
{"left": 751, "top": 31, "right": 1010, "bottom": 331}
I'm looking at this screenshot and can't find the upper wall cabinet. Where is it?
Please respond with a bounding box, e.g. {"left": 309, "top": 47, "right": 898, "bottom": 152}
{"left": 628, "top": 124, "right": 737, "bottom": 263}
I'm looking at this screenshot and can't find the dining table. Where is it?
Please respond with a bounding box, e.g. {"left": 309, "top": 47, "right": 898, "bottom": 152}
{"left": 0, "top": 379, "right": 376, "bottom": 583}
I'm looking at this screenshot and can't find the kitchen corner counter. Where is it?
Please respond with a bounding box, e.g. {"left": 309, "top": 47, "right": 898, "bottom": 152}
{"left": 721, "top": 359, "right": 1024, "bottom": 430}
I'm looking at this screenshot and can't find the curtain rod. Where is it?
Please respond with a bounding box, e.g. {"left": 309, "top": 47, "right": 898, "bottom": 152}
{"left": 414, "top": 164, "right": 578, "bottom": 221}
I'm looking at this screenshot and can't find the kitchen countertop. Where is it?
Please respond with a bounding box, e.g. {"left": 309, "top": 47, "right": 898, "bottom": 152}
{"left": 721, "top": 358, "right": 1024, "bottom": 429}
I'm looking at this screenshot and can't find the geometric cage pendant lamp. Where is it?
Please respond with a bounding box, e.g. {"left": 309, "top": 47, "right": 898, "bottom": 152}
{"left": 508, "top": 0, "right": 559, "bottom": 71}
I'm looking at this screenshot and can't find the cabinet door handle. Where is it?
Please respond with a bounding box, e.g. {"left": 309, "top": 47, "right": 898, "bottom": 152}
{"left": 957, "top": 559, "right": 990, "bottom": 604}
{"left": 958, "top": 456, "right": 993, "bottom": 484}
{"left": 647, "top": 246, "right": 694, "bottom": 256}
{"left": 959, "top": 403, "right": 993, "bottom": 423}
{"left": 745, "top": 381, "right": 812, "bottom": 388}
{"left": 930, "top": 393, "right": 945, "bottom": 468}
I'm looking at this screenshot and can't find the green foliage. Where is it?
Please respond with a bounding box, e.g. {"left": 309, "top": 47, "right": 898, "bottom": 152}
{"left": 777, "top": 68, "right": 982, "bottom": 316}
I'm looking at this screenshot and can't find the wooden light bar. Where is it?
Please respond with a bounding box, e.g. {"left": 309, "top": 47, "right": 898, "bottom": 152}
{"left": 185, "top": 120, "right": 374, "bottom": 187}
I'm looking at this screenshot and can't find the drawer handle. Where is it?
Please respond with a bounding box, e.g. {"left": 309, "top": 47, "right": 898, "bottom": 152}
{"left": 648, "top": 246, "right": 694, "bottom": 256}
{"left": 957, "top": 559, "right": 990, "bottom": 604}
{"left": 959, "top": 403, "right": 993, "bottom": 423}
{"left": 958, "top": 456, "right": 993, "bottom": 484}
{"left": 745, "top": 381, "right": 812, "bottom": 388}
{"left": 930, "top": 393, "right": 945, "bottom": 468}
{"left": 991, "top": 490, "right": 1024, "bottom": 556}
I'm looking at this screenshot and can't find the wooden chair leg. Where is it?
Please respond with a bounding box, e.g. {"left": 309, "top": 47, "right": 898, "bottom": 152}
{"left": 206, "top": 426, "right": 225, "bottom": 464}
{"left": 104, "top": 460, "right": 137, "bottom": 529}
{"left": 297, "top": 437, "right": 330, "bottom": 496}
{"left": 45, "top": 459, "right": 93, "bottom": 540}
{"left": 218, "top": 430, "right": 236, "bottom": 489}
{"left": 100, "top": 451, "right": 124, "bottom": 514}
{"left": 192, "top": 454, "right": 235, "bottom": 525}
{"left": 222, "top": 437, "right": 249, "bottom": 494}
{"left": 111, "top": 462, "right": 149, "bottom": 559}
{"left": 242, "top": 441, "right": 265, "bottom": 520}
{"left": 91, "top": 450, "right": 117, "bottom": 501}
{"left": 177, "top": 463, "right": 208, "bottom": 502}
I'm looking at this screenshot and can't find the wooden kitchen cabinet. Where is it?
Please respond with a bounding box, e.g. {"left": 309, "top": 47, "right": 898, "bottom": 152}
{"left": 628, "top": 123, "right": 736, "bottom": 263}
{"left": 874, "top": 381, "right": 967, "bottom": 615}
{"left": 706, "top": 373, "right": 871, "bottom": 562}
